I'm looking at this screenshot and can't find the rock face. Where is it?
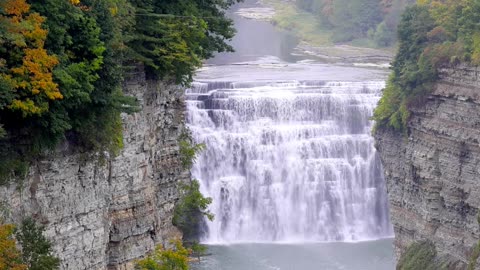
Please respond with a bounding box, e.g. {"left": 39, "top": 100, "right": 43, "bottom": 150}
{"left": 375, "top": 65, "right": 480, "bottom": 268}
{"left": 0, "top": 67, "right": 189, "bottom": 269}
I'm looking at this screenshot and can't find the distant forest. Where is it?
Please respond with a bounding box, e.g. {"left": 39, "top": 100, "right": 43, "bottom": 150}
{"left": 295, "top": 0, "right": 416, "bottom": 47}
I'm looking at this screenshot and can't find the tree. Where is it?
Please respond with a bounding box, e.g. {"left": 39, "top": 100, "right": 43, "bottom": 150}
{"left": 0, "top": 224, "right": 27, "bottom": 270}
{"left": 24, "top": 0, "right": 138, "bottom": 152}
{"left": 15, "top": 218, "right": 60, "bottom": 270}
{"left": 179, "top": 138, "right": 205, "bottom": 170}
{"left": 374, "top": 21, "right": 395, "bottom": 46}
{"left": 373, "top": 5, "right": 436, "bottom": 131}
{"left": 0, "top": 0, "right": 60, "bottom": 116}
{"left": 173, "top": 180, "right": 213, "bottom": 241}
{"left": 190, "top": 241, "right": 207, "bottom": 262}
{"left": 135, "top": 239, "right": 190, "bottom": 270}
{"left": 0, "top": 0, "right": 243, "bottom": 183}
{"left": 127, "top": 0, "right": 243, "bottom": 85}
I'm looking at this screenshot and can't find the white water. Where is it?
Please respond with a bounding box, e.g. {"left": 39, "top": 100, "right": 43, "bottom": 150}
{"left": 186, "top": 78, "right": 393, "bottom": 244}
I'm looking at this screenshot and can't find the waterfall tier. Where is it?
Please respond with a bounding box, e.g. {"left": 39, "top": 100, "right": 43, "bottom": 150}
{"left": 186, "top": 80, "right": 392, "bottom": 243}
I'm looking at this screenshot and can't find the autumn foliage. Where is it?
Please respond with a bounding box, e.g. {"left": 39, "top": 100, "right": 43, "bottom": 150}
{"left": 0, "top": 224, "right": 27, "bottom": 270}
{"left": 0, "top": 220, "right": 59, "bottom": 270}
{"left": 0, "top": 0, "right": 60, "bottom": 116}
{"left": 373, "top": 0, "right": 480, "bottom": 132}
{"left": 135, "top": 239, "right": 190, "bottom": 270}
{"left": 0, "top": 0, "right": 241, "bottom": 182}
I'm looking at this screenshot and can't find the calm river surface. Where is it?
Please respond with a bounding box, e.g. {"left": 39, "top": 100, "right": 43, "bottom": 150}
{"left": 191, "top": 239, "right": 394, "bottom": 270}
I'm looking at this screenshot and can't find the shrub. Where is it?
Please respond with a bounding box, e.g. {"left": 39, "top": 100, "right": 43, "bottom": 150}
{"left": 374, "top": 22, "right": 396, "bottom": 47}
{"left": 15, "top": 218, "right": 60, "bottom": 270}
{"left": 397, "top": 241, "right": 437, "bottom": 270}
{"left": 178, "top": 130, "right": 205, "bottom": 170}
{"left": 190, "top": 241, "right": 208, "bottom": 262}
{"left": 173, "top": 180, "right": 213, "bottom": 241}
{"left": 135, "top": 239, "right": 190, "bottom": 270}
{"left": 0, "top": 223, "right": 27, "bottom": 270}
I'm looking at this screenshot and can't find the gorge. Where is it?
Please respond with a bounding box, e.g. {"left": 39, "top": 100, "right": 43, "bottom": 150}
{"left": 1, "top": 0, "right": 480, "bottom": 269}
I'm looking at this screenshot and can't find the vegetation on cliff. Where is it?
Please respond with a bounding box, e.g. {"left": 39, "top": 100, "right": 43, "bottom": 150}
{"left": 396, "top": 241, "right": 441, "bottom": 270}
{"left": 173, "top": 179, "right": 214, "bottom": 242}
{"left": 0, "top": 0, "right": 241, "bottom": 182}
{"left": 0, "top": 224, "right": 26, "bottom": 270}
{"left": 373, "top": 0, "right": 480, "bottom": 132}
{"left": 135, "top": 239, "right": 190, "bottom": 270}
{"left": 175, "top": 131, "right": 213, "bottom": 243}
{"left": 0, "top": 219, "right": 59, "bottom": 270}
{"left": 136, "top": 136, "right": 212, "bottom": 269}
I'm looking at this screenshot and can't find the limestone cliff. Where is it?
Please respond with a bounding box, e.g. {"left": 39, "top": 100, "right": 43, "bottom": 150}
{"left": 0, "top": 66, "right": 189, "bottom": 269}
{"left": 375, "top": 65, "right": 480, "bottom": 268}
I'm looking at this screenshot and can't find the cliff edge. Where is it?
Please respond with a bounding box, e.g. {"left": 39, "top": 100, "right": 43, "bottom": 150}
{"left": 0, "top": 67, "right": 189, "bottom": 270}
{"left": 375, "top": 65, "right": 480, "bottom": 268}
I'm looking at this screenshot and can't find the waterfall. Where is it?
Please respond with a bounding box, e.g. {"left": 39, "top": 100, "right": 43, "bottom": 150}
{"left": 186, "top": 79, "right": 392, "bottom": 243}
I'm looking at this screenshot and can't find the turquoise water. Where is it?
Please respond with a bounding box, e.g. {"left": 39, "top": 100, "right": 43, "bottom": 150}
{"left": 191, "top": 239, "right": 395, "bottom": 270}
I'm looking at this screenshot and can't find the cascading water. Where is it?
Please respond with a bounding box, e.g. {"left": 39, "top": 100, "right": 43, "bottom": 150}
{"left": 186, "top": 79, "right": 393, "bottom": 244}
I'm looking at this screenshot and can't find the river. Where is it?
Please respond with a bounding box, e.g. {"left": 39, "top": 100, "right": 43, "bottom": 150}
{"left": 186, "top": 1, "right": 395, "bottom": 269}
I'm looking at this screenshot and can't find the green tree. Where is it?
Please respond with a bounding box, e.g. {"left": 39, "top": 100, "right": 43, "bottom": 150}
{"left": 373, "top": 5, "right": 436, "bottom": 131}
{"left": 179, "top": 139, "right": 205, "bottom": 170}
{"left": 374, "top": 21, "right": 395, "bottom": 46}
{"left": 173, "top": 180, "right": 213, "bottom": 241}
{"left": 15, "top": 218, "right": 60, "bottom": 270}
{"left": 190, "top": 241, "right": 207, "bottom": 262}
{"left": 127, "top": 0, "right": 242, "bottom": 85}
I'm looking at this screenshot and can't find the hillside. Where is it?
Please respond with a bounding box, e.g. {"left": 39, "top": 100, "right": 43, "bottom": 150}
{"left": 374, "top": 1, "right": 480, "bottom": 269}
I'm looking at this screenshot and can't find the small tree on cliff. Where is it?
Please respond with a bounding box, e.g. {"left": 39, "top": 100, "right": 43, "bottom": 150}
{"left": 173, "top": 179, "right": 214, "bottom": 242}
{"left": 15, "top": 218, "right": 60, "bottom": 270}
{"left": 135, "top": 239, "right": 190, "bottom": 270}
{"left": 0, "top": 223, "right": 27, "bottom": 270}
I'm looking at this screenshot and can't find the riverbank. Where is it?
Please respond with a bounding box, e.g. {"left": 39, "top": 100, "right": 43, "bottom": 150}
{"left": 236, "top": 0, "right": 394, "bottom": 65}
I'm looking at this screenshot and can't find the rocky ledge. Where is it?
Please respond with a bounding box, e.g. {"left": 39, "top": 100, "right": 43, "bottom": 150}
{"left": 0, "top": 66, "right": 189, "bottom": 270}
{"left": 375, "top": 65, "right": 480, "bottom": 268}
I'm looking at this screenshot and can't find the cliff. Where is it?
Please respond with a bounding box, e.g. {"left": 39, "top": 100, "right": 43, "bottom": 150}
{"left": 375, "top": 65, "right": 480, "bottom": 268}
{"left": 0, "top": 67, "right": 189, "bottom": 269}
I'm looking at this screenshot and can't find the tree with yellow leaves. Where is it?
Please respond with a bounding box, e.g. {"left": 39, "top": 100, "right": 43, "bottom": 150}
{"left": 0, "top": 224, "right": 27, "bottom": 270}
{"left": 0, "top": 0, "right": 60, "bottom": 116}
{"left": 136, "top": 239, "right": 191, "bottom": 270}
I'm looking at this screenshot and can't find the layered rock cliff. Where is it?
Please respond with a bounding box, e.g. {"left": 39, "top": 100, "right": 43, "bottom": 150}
{"left": 375, "top": 65, "right": 480, "bottom": 268}
{"left": 0, "top": 67, "right": 188, "bottom": 269}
